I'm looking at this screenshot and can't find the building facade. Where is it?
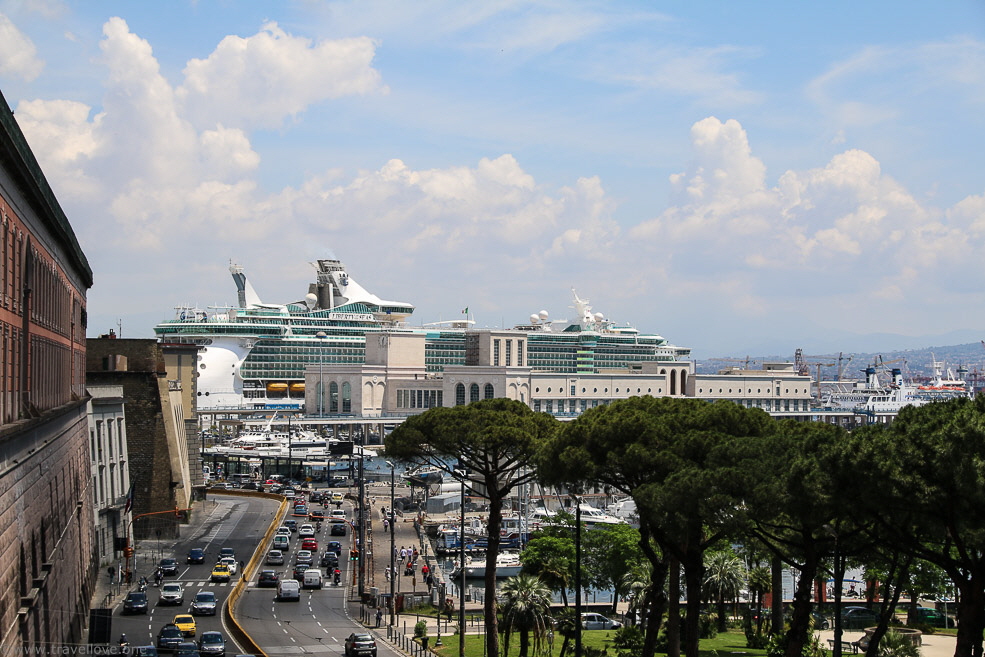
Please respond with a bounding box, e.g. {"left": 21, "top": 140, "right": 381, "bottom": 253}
{"left": 87, "top": 385, "right": 132, "bottom": 568}
{"left": 304, "top": 331, "right": 812, "bottom": 421}
{"left": 0, "top": 89, "right": 94, "bottom": 650}
{"left": 86, "top": 338, "right": 198, "bottom": 539}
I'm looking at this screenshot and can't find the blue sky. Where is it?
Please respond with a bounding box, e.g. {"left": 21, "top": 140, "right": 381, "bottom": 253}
{"left": 1, "top": 1, "right": 983, "bottom": 358}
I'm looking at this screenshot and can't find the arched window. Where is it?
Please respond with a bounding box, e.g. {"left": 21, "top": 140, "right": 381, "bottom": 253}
{"left": 455, "top": 383, "right": 466, "bottom": 406}
{"left": 341, "top": 382, "right": 351, "bottom": 413}
{"left": 484, "top": 383, "right": 495, "bottom": 399}
{"left": 329, "top": 382, "right": 339, "bottom": 413}
{"left": 470, "top": 383, "right": 480, "bottom": 403}
{"left": 670, "top": 370, "right": 677, "bottom": 395}
{"left": 680, "top": 371, "right": 687, "bottom": 392}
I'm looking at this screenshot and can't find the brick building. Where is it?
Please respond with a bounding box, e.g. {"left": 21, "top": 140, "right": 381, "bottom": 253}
{"left": 86, "top": 338, "right": 199, "bottom": 540}
{"left": 0, "top": 89, "right": 94, "bottom": 650}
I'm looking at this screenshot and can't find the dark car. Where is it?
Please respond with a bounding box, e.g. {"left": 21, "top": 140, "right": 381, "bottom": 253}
{"left": 911, "top": 606, "right": 954, "bottom": 628}
{"left": 812, "top": 611, "right": 829, "bottom": 630}
{"left": 186, "top": 548, "right": 206, "bottom": 564}
{"left": 330, "top": 523, "right": 346, "bottom": 536}
{"left": 320, "top": 552, "right": 339, "bottom": 568}
{"left": 218, "top": 547, "right": 235, "bottom": 560}
{"left": 175, "top": 642, "right": 199, "bottom": 657}
{"left": 159, "top": 558, "right": 179, "bottom": 576}
{"left": 157, "top": 624, "right": 184, "bottom": 652}
{"left": 257, "top": 570, "right": 280, "bottom": 588}
{"left": 842, "top": 606, "right": 879, "bottom": 630}
{"left": 191, "top": 591, "right": 217, "bottom": 616}
{"left": 293, "top": 564, "right": 310, "bottom": 581}
{"left": 131, "top": 647, "right": 158, "bottom": 657}
{"left": 327, "top": 541, "right": 343, "bottom": 555}
{"left": 240, "top": 482, "right": 259, "bottom": 491}
{"left": 344, "top": 632, "right": 377, "bottom": 657}
{"left": 198, "top": 632, "right": 225, "bottom": 657}
{"left": 284, "top": 519, "right": 298, "bottom": 532}
{"left": 123, "top": 591, "right": 148, "bottom": 615}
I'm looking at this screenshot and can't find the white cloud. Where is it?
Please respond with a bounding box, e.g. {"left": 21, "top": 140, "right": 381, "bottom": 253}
{"left": 177, "top": 21, "right": 386, "bottom": 131}
{"left": 0, "top": 13, "right": 44, "bottom": 80}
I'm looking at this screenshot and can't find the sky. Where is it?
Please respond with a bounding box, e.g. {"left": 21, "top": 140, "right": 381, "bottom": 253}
{"left": 1, "top": 1, "right": 984, "bottom": 359}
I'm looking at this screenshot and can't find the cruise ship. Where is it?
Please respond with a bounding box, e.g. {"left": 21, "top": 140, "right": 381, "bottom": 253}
{"left": 154, "top": 258, "right": 691, "bottom": 410}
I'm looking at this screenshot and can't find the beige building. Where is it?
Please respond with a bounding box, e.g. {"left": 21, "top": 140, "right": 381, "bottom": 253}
{"left": 303, "top": 330, "right": 806, "bottom": 420}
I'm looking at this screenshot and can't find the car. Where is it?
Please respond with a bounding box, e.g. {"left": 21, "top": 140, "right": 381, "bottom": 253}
{"left": 309, "top": 492, "right": 323, "bottom": 504}
{"left": 257, "top": 570, "right": 280, "bottom": 588}
{"left": 240, "top": 482, "right": 259, "bottom": 491}
{"left": 910, "top": 606, "right": 954, "bottom": 628}
{"left": 131, "top": 646, "right": 159, "bottom": 657}
{"left": 160, "top": 583, "right": 184, "bottom": 606}
{"left": 284, "top": 519, "right": 298, "bottom": 532}
{"left": 277, "top": 578, "right": 301, "bottom": 601}
{"left": 191, "top": 591, "right": 217, "bottom": 616}
{"left": 282, "top": 488, "right": 296, "bottom": 500}
{"left": 298, "top": 524, "right": 315, "bottom": 538}
{"left": 301, "top": 538, "right": 318, "bottom": 551}
{"left": 266, "top": 550, "right": 285, "bottom": 565}
{"left": 123, "top": 591, "right": 148, "bottom": 614}
{"left": 218, "top": 557, "right": 238, "bottom": 575}
{"left": 186, "top": 548, "right": 206, "bottom": 564}
{"left": 327, "top": 541, "right": 343, "bottom": 555}
{"left": 320, "top": 552, "right": 339, "bottom": 568}
{"left": 330, "top": 509, "right": 346, "bottom": 520}
{"left": 344, "top": 632, "right": 377, "bottom": 657}
{"left": 276, "top": 526, "right": 292, "bottom": 537}
{"left": 842, "top": 606, "right": 879, "bottom": 630}
{"left": 273, "top": 535, "right": 290, "bottom": 551}
{"left": 198, "top": 631, "right": 225, "bottom": 657}
{"left": 309, "top": 510, "right": 325, "bottom": 521}
{"left": 330, "top": 523, "right": 347, "bottom": 536}
{"left": 293, "top": 564, "right": 310, "bottom": 581}
{"left": 157, "top": 624, "right": 184, "bottom": 652}
{"left": 331, "top": 492, "right": 344, "bottom": 503}
{"left": 581, "top": 613, "right": 621, "bottom": 630}
{"left": 172, "top": 614, "right": 197, "bottom": 637}
{"left": 218, "top": 547, "right": 235, "bottom": 560}
{"left": 174, "top": 641, "right": 199, "bottom": 657}
{"left": 812, "top": 610, "right": 830, "bottom": 630}
{"left": 159, "top": 558, "right": 179, "bottom": 576}
{"left": 302, "top": 569, "right": 323, "bottom": 589}
{"left": 294, "top": 505, "right": 308, "bottom": 516}
{"left": 296, "top": 550, "right": 314, "bottom": 565}
{"left": 210, "top": 564, "right": 231, "bottom": 583}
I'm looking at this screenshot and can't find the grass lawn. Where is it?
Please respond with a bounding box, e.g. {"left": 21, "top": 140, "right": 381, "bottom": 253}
{"left": 427, "top": 628, "right": 768, "bottom": 657}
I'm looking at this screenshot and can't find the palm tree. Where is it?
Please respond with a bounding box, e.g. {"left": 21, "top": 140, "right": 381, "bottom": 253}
{"left": 553, "top": 608, "right": 579, "bottom": 657}
{"left": 704, "top": 550, "right": 745, "bottom": 632}
{"left": 621, "top": 561, "right": 653, "bottom": 626}
{"left": 539, "top": 553, "right": 573, "bottom": 607}
{"left": 500, "top": 574, "right": 553, "bottom": 657}
{"left": 747, "top": 565, "right": 772, "bottom": 635}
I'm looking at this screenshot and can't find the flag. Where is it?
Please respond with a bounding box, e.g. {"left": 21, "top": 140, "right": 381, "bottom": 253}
{"left": 123, "top": 483, "right": 135, "bottom": 514}
{"left": 462, "top": 307, "right": 468, "bottom": 314}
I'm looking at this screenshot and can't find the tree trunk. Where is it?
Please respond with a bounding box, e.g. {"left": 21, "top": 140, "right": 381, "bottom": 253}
{"left": 784, "top": 545, "right": 819, "bottom": 657}
{"left": 953, "top": 569, "right": 985, "bottom": 657}
{"left": 484, "top": 488, "right": 504, "bottom": 657}
{"left": 717, "top": 594, "right": 728, "bottom": 633}
{"left": 771, "top": 555, "right": 784, "bottom": 633}
{"left": 668, "top": 556, "right": 681, "bottom": 657}
{"left": 519, "top": 629, "right": 529, "bottom": 657}
{"left": 683, "top": 544, "right": 705, "bottom": 657}
{"left": 638, "top": 522, "right": 668, "bottom": 657}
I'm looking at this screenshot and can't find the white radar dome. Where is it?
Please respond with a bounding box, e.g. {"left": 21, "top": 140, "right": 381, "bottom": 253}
{"left": 304, "top": 293, "right": 318, "bottom": 308}
{"left": 594, "top": 312, "right": 604, "bottom": 321}
{"left": 530, "top": 314, "right": 540, "bottom": 324}
{"left": 538, "top": 310, "right": 549, "bottom": 320}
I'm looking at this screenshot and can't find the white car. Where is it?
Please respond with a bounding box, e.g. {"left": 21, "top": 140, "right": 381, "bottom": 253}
{"left": 219, "top": 557, "right": 238, "bottom": 575}
{"left": 298, "top": 524, "right": 316, "bottom": 538}
{"left": 329, "top": 510, "right": 346, "bottom": 523}
{"left": 581, "top": 613, "right": 621, "bottom": 630}
{"left": 296, "top": 550, "right": 313, "bottom": 565}
{"left": 160, "top": 583, "right": 184, "bottom": 605}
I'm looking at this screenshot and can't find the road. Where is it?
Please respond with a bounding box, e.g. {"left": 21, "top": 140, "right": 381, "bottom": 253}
{"left": 111, "top": 491, "right": 399, "bottom": 656}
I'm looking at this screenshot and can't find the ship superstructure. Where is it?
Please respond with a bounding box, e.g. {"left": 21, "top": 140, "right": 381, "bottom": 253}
{"left": 154, "top": 258, "right": 690, "bottom": 410}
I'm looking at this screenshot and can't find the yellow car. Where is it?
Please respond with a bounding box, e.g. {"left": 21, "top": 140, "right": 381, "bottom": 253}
{"left": 172, "top": 614, "right": 197, "bottom": 637}
{"left": 210, "top": 564, "right": 231, "bottom": 583}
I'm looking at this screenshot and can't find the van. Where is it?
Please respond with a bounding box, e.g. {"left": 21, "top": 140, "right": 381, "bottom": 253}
{"left": 302, "top": 568, "right": 323, "bottom": 590}
{"left": 273, "top": 535, "right": 290, "bottom": 551}
{"left": 277, "top": 579, "right": 300, "bottom": 601}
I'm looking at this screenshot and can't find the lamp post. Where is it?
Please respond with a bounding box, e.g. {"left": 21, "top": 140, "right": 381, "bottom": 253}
{"left": 387, "top": 461, "right": 396, "bottom": 627}
{"left": 574, "top": 495, "right": 582, "bottom": 657}
{"left": 457, "top": 469, "right": 468, "bottom": 657}
{"left": 357, "top": 428, "right": 366, "bottom": 596}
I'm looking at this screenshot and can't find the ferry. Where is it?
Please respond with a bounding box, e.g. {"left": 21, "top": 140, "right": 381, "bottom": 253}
{"left": 154, "top": 257, "right": 691, "bottom": 410}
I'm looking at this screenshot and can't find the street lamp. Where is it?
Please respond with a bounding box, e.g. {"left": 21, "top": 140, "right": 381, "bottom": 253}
{"left": 386, "top": 461, "right": 396, "bottom": 627}
{"left": 574, "top": 495, "right": 582, "bottom": 657}
{"left": 456, "top": 469, "right": 468, "bottom": 657}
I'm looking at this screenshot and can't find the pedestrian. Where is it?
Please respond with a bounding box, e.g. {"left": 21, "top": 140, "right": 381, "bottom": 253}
{"left": 240, "top": 560, "right": 245, "bottom": 577}
{"left": 421, "top": 563, "right": 429, "bottom": 578}
{"left": 412, "top": 547, "right": 419, "bottom": 562}
{"left": 382, "top": 519, "right": 389, "bottom": 533}
{"left": 385, "top": 568, "right": 391, "bottom": 582}
{"left": 376, "top": 609, "right": 383, "bottom": 627}
{"left": 400, "top": 546, "right": 407, "bottom": 560}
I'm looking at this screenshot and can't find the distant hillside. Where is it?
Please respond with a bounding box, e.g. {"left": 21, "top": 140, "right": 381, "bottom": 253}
{"left": 695, "top": 341, "right": 985, "bottom": 383}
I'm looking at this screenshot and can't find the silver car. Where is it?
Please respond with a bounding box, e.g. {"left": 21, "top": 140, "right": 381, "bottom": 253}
{"left": 160, "top": 583, "right": 184, "bottom": 606}
{"left": 191, "top": 591, "right": 217, "bottom": 616}
{"left": 581, "top": 613, "right": 621, "bottom": 630}
{"left": 266, "top": 549, "right": 285, "bottom": 565}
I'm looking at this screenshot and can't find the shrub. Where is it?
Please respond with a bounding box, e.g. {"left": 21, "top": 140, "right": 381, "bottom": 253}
{"left": 414, "top": 620, "right": 427, "bottom": 638}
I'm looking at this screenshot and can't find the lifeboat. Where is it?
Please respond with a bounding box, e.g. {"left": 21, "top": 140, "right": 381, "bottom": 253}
{"left": 290, "top": 383, "right": 305, "bottom": 393}
{"left": 266, "top": 382, "right": 289, "bottom": 393}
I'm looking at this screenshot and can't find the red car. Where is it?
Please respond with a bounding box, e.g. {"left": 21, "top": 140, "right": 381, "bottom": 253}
{"left": 302, "top": 538, "right": 318, "bottom": 551}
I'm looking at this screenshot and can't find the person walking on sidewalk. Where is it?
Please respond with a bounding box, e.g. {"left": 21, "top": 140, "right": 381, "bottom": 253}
{"left": 376, "top": 609, "right": 383, "bottom": 627}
